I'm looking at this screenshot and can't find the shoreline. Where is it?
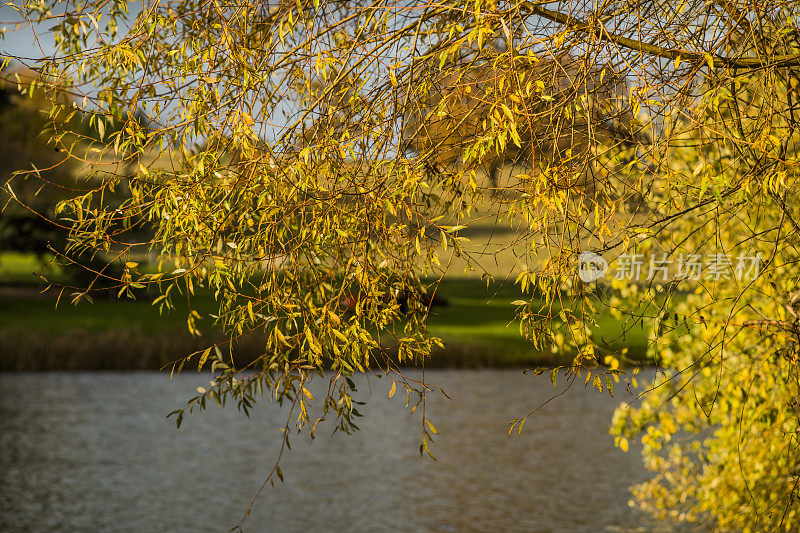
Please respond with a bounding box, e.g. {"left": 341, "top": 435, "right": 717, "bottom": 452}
{"left": 0, "top": 280, "right": 652, "bottom": 371}
{"left": 0, "top": 325, "right": 650, "bottom": 371}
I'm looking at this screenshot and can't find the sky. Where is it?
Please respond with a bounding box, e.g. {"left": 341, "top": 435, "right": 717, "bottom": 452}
{"left": 0, "top": 2, "right": 663, "bottom": 150}
{"left": 0, "top": 4, "right": 56, "bottom": 64}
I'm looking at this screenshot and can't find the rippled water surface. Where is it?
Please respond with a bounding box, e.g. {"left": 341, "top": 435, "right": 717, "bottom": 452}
{"left": 1, "top": 370, "right": 656, "bottom": 532}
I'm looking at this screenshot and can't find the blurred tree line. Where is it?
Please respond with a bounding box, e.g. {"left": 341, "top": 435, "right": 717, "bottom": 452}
{"left": 0, "top": 63, "right": 148, "bottom": 287}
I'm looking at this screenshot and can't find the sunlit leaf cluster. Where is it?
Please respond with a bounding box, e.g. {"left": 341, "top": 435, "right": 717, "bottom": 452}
{"left": 5, "top": 0, "right": 800, "bottom": 527}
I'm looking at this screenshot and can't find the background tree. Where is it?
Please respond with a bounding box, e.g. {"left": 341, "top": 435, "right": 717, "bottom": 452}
{"left": 0, "top": 63, "right": 150, "bottom": 289}
{"left": 0, "top": 64, "right": 78, "bottom": 258}
{"left": 3, "top": 0, "right": 800, "bottom": 529}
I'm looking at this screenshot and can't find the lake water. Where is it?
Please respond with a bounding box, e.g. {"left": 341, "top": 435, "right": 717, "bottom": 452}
{"left": 0, "top": 370, "right": 662, "bottom": 532}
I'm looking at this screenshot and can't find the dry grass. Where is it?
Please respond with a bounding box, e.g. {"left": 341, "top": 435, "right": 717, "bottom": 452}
{"left": 0, "top": 327, "right": 267, "bottom": 371}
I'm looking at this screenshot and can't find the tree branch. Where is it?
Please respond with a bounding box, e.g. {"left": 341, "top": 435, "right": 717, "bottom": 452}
{"left": 522, "top": 2, "right": 800, "bottom": 68}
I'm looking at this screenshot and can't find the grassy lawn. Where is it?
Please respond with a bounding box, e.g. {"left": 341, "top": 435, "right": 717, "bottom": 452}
{"left": 425, "top": 278, "right": 650, "bottom": 366}
{"left": 0, "top": 293, "right": 215, "bottom": 334}
{"left": 0, "top": 252, "right": 63, "bottom": 284}
{"left": 0, "top": 252, "right": 653, "bottom": 369}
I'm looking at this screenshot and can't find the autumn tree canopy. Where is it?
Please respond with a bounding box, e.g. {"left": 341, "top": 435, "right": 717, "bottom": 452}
{"left": 3, "top": 0, "right": 800, "bottom": 529}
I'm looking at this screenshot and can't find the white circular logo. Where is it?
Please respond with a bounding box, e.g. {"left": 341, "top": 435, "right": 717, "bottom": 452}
{"left": 578, "top": 251, "right": 608, "bottom": 282}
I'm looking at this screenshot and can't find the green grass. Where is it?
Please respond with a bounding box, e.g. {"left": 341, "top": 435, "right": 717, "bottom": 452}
{"left": 0, "top": 293, "right": 216, "bottom": 334}
{"left": 0, "top": 252, "right": 653, "bottom": 369}
{"left": 424, "top": 278, "right": 650, "bottom": 366}
{"left": 0, "top": 252, "right": 63, "bottom": 283}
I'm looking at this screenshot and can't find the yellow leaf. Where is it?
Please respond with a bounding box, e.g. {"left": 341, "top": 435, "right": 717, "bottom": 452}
{"left": 275, "top": 328, "right": 289, "bottom": 346}
{"left": 704, "top": 53, "right": 715, "bottom": 70}
{"left": 426, "top": 419, "right": 439, "bottom": 435}
{"left": 197, "top": 347, "right": 211, "bottom": 371}
{"left": 593, "top": 374, "right": 603, "bottom": 392}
